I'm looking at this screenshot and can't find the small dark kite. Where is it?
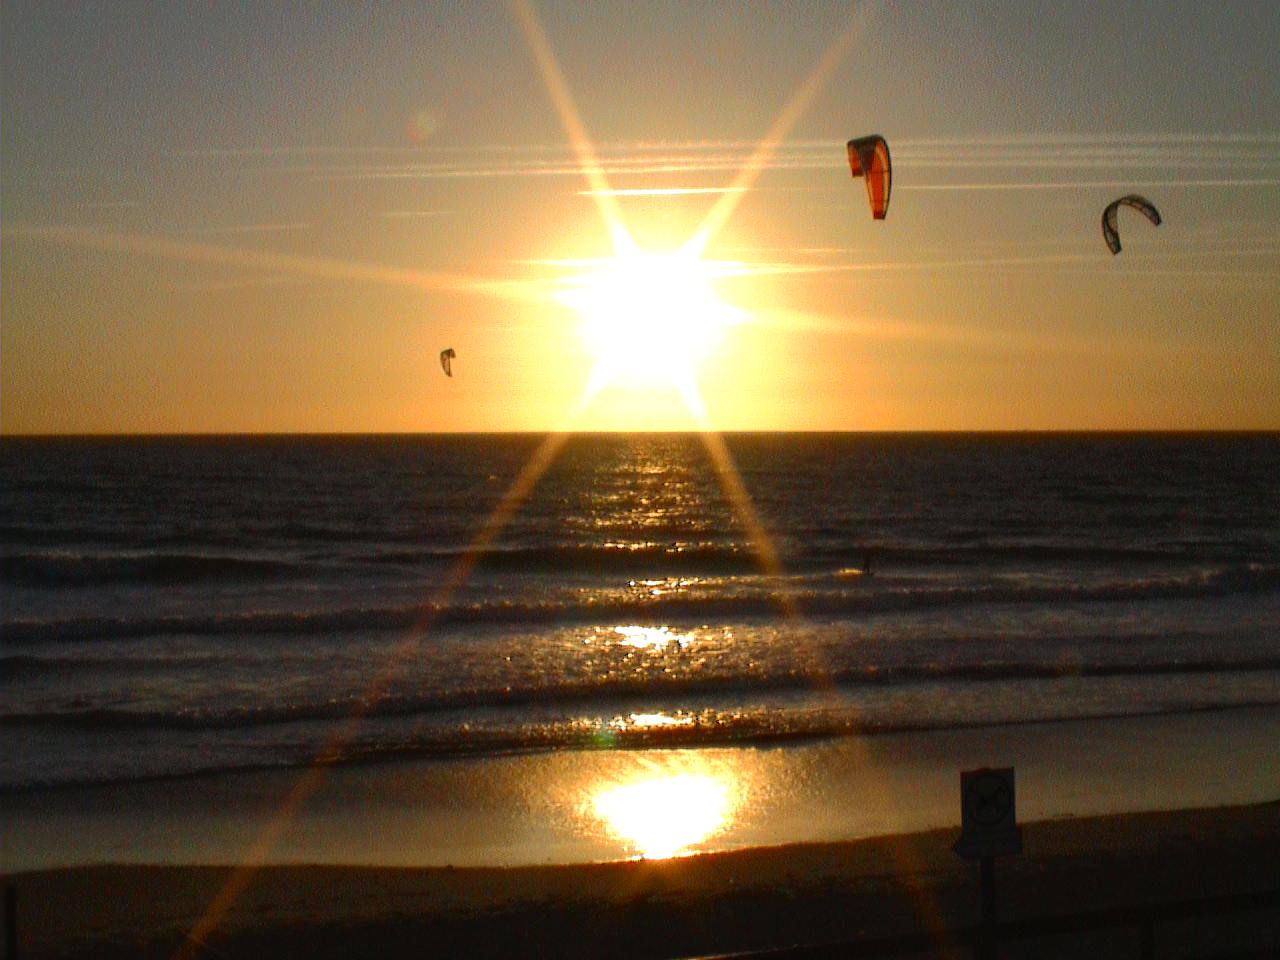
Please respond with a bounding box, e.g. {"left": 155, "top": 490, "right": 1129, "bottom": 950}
{"left": 1101, "top": 195, "right": 1161, "bottom": 255}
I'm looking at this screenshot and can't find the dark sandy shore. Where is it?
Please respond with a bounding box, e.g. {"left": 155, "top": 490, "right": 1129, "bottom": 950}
{"left": 5, "top": 801, "right": 1277, "bottom": 959}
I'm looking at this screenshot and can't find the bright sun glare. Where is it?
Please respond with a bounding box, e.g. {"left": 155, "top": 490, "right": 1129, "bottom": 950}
{"left": 591, "top": 772, "right": 734, "bottom": 860}
{"left": 557, "top": 244, "right": 747, "bottom": 418}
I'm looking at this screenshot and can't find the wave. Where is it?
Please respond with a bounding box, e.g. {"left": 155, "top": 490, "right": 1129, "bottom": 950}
{"left": 369, "top": 541, "right": 763, "bottom": 574}
{"left": 0, "top": 551, "right": 307, "bottom": 587}
{"left": 6, "top": 529, "right": 1275, "bottom": 589}
{"left": 5, "top": 699, "right": 1279, "bottom": 796}
{"left": 4, "top": 562, "right": 1277, "bottom": 644}
{"left": 6, "top": 654, "right": 1280, "bottom": 733}
{"left": 0, "top": 541, "right": 762, "bottom": 588}
{"left": 0, "top": 520, "right": 480, "bottom": 553}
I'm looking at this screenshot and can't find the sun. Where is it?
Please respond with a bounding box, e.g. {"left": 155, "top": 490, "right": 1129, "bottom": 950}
{"left": 556, "top": 241, "right": 747, "bottom": 419}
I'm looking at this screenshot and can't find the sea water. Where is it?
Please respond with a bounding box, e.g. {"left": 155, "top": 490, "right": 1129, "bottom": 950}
{"left": 2, "top": 433, "right": 1278, "bottom": 799}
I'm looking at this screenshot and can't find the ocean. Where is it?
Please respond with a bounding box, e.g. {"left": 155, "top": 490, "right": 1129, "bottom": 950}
{"left": 3, "top": 431, "right": 1277, "bottom": 804}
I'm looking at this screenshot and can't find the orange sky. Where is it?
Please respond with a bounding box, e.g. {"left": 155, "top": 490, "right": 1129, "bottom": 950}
{"left": 3, "top": 1, "right": 1278, "bottom": 433}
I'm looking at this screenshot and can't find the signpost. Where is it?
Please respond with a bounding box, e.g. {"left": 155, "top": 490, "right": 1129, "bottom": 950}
{"left": 953, "top": 767, "right": 1021, "bottom": 960}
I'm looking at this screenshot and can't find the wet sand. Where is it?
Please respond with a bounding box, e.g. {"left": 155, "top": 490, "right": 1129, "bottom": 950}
{"left": 6, "top": 709, "right": 1278, "bottom": 957}
{"left": 8, "top": 707, "right": 1280, "bottom": 872}
{"left": 7, "top": 801, "right": 1278, "bottom": 959}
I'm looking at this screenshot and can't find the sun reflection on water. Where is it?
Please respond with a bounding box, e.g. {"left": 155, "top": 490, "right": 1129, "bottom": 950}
{"left": 585, "top": 755, "right": 744, "bottom": 860}
{"left": 626, "top": 712, "right": 690, "bottom": 728}
{"left": 612, "top": 624, "right": 693, "bottom": 650}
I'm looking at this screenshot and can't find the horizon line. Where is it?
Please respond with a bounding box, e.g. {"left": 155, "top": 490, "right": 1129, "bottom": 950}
{"left": 4, "top": 427, "right": 1277, "bottom": 439}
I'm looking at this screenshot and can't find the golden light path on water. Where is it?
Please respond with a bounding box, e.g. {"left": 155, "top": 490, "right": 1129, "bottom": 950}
{"left": 564, "top": 747, "right": 754, "bottom": 861}
{"left": 611, "top": 624, "right": 694, "bottom": 650}
{"left": 590, "top": 766, "right": 737, "bottom": 860}
{"left": 165, "top": 2, "right": 939, "bottom": 955}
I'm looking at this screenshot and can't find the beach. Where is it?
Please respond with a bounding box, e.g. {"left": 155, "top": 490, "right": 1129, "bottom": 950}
{"left": 7, "top": 801, "right": 1278, "bottom": 959}
{"left": 3, "top": 434, "right": 1277, "bottom": 957}
{"left": 5, "top": 708, "right": 1280, "bottom": 959}
{"left": 6, "top": 707, "right": 1280, "bottom": 871}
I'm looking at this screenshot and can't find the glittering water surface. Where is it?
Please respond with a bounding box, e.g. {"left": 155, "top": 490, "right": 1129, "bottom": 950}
{"left": 2, "top": 432, "right": 1278, "bottom": 793}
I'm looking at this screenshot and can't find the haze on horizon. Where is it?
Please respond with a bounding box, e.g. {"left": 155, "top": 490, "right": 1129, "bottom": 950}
{"left": 2, "top": 0, "right": 1278, "bottom": 434}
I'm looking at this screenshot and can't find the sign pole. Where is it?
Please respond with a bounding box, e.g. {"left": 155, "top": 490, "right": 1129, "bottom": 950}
{"left": 953, "top": 767, "right": 1020, "bottom": 960}
{"left": 980, "top": 854, "right": 996, "bottom": 960}
{"left": 4, "top": 884, "right": 15, "bottom": 960}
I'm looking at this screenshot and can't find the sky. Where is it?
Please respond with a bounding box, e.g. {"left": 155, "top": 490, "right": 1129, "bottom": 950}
{"left": 2, "top": 0, "right": 1278, "bottom": 433}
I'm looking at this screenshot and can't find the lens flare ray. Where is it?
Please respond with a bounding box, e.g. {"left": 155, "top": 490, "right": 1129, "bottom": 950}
{"left": 174, "top": 2, "right": 927, "bottom": 953}
{"left": 4, "top": 224, "right": 552, "bottom": 303}
{"left": 686, "top": 4, "right": 878, "bottom": 259}
{"left": 176, "top": 431, "right": 573, "bottom": 958}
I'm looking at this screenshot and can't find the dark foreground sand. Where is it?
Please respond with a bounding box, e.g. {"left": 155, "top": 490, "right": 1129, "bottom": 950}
{"left": 5, "top": 802, "right": 1277, "bottom": 960}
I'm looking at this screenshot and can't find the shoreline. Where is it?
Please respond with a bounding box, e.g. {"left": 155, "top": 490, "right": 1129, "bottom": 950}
{"left": 7, "top": 801, "right": 1278, "bottom": 959}
{"left": 6, "top": 705, "right": 1280, "bottom": 872}
{"left": 8, "top": 698, "right": 1278, "bottom": 799}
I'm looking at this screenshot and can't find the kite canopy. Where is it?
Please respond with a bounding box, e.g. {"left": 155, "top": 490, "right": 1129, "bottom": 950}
{"left": 1101, "top": 195, "right": 1161, "bottom": 255}
{"left": 846, "top": 135, "right": 891, "bottom": 220}
{"left": 439, "top": 347, "right": 455, "bottom": 376}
